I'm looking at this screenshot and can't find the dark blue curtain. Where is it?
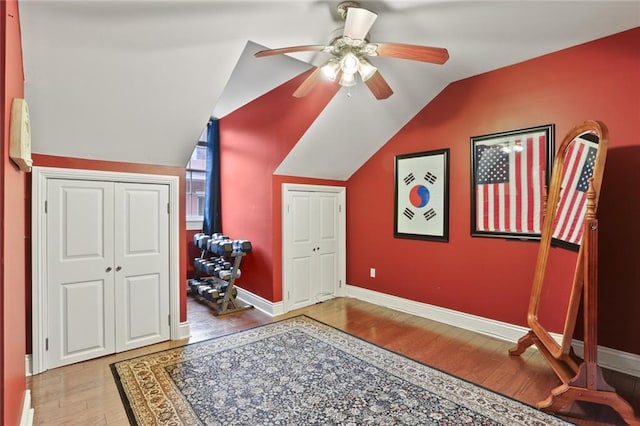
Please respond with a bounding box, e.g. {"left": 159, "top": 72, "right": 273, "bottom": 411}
{"left": 203, "top": 118, "right": 222, "bottom": 235}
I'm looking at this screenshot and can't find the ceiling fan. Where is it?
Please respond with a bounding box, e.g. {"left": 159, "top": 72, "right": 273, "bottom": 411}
{"left": 254, "top": 1, "right": 449, "bottom": 100}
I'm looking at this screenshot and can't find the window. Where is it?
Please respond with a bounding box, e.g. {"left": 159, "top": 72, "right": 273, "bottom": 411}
{"left": 186, "top": 143, "right": 207, "bottom": 223}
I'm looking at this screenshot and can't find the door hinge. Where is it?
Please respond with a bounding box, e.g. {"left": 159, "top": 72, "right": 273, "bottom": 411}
{"left": 287, "top": 291, "right": 290, "bottom": 300}
{"left": 44, "top": 200, "right": 48, "bottom": 214}
{"left": 339, "top": 204, "right": 342, "bottom": 213}
{"left": 167, "top": 203, "right": 170, "bottom": 214}
{"left": 287, "top": 204, "right": 290, "bottom": 213}
{"left": 45, "top": 338, "right": 49, "bottom": 351}
{"left": 168, "top": 314, "right": 171, "bottom": 326}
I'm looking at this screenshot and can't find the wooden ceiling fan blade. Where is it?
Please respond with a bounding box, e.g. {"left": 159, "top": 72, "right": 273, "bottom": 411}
{"left": 373, "top": 43, "right": 449, "bottom": 64}
{"left": 255, "top": 45, "right": 329, "bottom": 58}
{"left": 293, "top": 67, "right": 325, "bottom": 98}
{"left": 364, "top": 71, "right": 393, "bottom": 100}
{"left": 343, "top": 7, "right": 378, "bottom": 40}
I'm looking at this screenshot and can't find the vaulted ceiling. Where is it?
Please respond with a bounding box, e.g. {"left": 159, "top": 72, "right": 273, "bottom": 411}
{"left": 18, "top": 1, "right": 640, "bottom": 180}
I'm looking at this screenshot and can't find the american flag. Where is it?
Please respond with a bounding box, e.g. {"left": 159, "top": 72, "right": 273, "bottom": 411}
{"left": 475, "top": 132, "right": 547, "bottom": 234}
{"left": 552, "top": 137, "right": 598, "bottom": 245}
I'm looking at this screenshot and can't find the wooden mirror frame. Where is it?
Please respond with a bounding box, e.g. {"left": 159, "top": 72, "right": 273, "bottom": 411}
{"left": 528, "top": 120, "right": 608, "bottom": 361}
{"left": 510, "top": 120, "right": 638, "bottom": 424}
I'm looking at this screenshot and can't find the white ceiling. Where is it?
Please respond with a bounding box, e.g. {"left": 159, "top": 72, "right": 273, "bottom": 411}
{"left": 18, "top": 1, "right": 640, "bottom": 179}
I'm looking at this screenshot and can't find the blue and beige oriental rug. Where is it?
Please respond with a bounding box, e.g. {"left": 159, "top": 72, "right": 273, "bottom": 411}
{"left": 111, "top": 315, "right": 572, "bottom": 425}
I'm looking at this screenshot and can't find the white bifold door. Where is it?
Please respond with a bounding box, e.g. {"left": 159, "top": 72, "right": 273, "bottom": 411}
{"left": 46, "top": 179, "right": 170, "bottom": 369}
{"left": 284, "top": 189, "right": 343, "bottom": 312}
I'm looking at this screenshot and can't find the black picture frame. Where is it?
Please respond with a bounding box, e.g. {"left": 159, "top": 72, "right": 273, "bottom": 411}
{"left": 470, "top": 124, "right": 554, "bottom": 240}
{"left": 394, "top": 149, "right": 449, "bottom": 242}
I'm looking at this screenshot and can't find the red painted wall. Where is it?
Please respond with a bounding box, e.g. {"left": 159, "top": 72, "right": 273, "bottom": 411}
{"left": 218, "top": 71, "right": 342, "bottom": 302}
{"left": 2, "top": 1, "right": 27, "bottom": 424}
{"left": 346, "top": 28, "right": 640, "bottom": 355}
{"left": 30, "top": 154, "right": 189, "bottom": 324}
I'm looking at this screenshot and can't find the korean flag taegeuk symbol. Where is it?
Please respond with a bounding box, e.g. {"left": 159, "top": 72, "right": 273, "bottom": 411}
{"left": 397, "top": 154, "right": 445, "bottom": 235}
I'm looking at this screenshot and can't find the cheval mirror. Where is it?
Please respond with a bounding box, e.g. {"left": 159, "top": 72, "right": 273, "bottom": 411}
{"left": 509, "top": 120, "right": 639, "bottom": 424}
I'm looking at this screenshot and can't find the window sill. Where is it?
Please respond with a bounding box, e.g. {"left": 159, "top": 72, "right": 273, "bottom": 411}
{"left": 186, "top": 219, "right": 203, "bottom": 231}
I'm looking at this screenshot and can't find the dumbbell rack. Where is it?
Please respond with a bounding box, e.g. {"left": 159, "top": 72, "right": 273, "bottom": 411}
{"left": 189, "top": 234, "right": 253, "bottom": 316}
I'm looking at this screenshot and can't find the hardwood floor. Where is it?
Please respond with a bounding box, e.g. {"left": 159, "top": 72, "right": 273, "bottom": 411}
{"left": 28, "top": 296, "right": 639, "bottom": 425}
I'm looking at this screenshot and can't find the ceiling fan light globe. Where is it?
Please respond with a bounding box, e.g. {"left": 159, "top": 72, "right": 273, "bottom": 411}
{"left": 339, "top": 72, "right": 357, "bottom": 87}
{"left": 340, "top": 52, "right": 360, "bottom": 75}
{"left": 358, "top": 58, "right": 377, "bottom": 81}
{"left": 321, "top": 60, "right": 340, "bottom": 82}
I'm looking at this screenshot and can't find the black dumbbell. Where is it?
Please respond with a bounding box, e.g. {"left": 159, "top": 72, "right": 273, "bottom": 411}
{"left": 218, "top": 269, "right": 241, "bottom": 281}
{"left": 209, "top": 240, "right": 233, "bottom": 257}
{"left": 197, "top": 235, "right": 211, "bottom": 250}
{"left": 204, "top": 287, "right": 221, "bottom": 301}
{"left": 232, "top": 239, "right": 252, "bottom": 254}
{"left": 196, "top": 284, "right": 212, "bottom": 296}
{"left": 192, "top": 233, "right": 206, "bottom": 246}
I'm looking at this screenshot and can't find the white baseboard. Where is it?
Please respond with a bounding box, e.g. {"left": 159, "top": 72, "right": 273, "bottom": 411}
{"left": 25, "top": 354, "right": 32, "bottom": 377}
{"left": 572, "top": 341, "right": 640, "bottom": 378}
{"left": 20, "top": 390, "right": 34, "bottom": 426}
{"left": 236, "top": 286, "right": 284, "bottom": 316}
{"left": 176, "top": 321, "right": 191, "bottom": 340}
{"left": 346, "top": 284, "right": 640, "bottom": 378}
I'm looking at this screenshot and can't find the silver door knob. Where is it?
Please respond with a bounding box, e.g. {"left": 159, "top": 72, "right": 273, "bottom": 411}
{"left": 106, "top": 267, "right": 112, "bottom": 273}
{"left": 115, "top": 266, "right": 122, "bottom": 271}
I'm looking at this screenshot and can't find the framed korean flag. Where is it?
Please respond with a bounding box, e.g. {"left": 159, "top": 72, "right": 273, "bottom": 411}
{"left": 394, "top": 149, "right": 449, "bottom": 242}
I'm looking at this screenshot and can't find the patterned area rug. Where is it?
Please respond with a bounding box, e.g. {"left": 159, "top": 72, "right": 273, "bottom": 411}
{"left": 111, "top": 316, "right": 572, "bottom": 425}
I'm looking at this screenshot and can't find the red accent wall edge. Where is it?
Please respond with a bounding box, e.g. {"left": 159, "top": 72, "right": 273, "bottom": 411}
{"left": 2, "top": 1, "right": 27, "bottom": 424}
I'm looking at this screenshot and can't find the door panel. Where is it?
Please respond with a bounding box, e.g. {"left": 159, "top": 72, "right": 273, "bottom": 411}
{"left": 319, "top": 194, "right": 337, "bottom": 241}
{"left": 114, "top": 183, "right": 170, "bottom": 352}
{"left": 290, "top": 258, "right": 312, "bottom": 308}
{"left": 47, "top": 179, "right": 115, "bottom": 368}
{"left": 318, "top": 253, "right": 337, "bottom": 296}
{"left": 62, "top": 280, "right": 111, "bottom": 354}
{"left": 288, "top": 194, "right": 315, "bottom": 310}
{"left": 122, "top": 274, "right": 163, "bottom": 341}
{"left": 317, "top": 195, "right": 339, "bottom": 298}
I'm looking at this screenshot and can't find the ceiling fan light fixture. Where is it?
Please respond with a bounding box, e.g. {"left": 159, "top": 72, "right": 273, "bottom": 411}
{"left": 358, "top": 57, "right": 377, "bottom": 81}
{"left": 255, "top": 2, "right": 448, "bottom": 100}
{"left": 339, "top": 71, "right": 357, "bottom": 87}
{"left": 321, "top": 59, "right": 340, "bottom": 81}
{"left": 340, "top": 52, "right": 360, "bottom": 75}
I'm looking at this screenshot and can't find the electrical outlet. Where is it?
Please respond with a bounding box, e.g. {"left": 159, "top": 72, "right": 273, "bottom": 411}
{"left": 370, "top": 268, "right": 376, "bottom": 278}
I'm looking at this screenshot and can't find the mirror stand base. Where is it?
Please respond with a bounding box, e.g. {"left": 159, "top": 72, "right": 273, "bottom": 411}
{"left": 509, "top": 331, "right": 639, "bottom": 425}
{"left": 509, "top": 331, "right": 576, "bottom": 383}
{"left": 509, "top": 331, "right": 640, "bottom": 426}
{"left": 539, "top": 379, "right": 639, "bottom": 426}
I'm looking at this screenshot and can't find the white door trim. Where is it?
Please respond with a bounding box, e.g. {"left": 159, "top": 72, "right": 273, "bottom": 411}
{"left": 282, "top": 184, "right": 346, "bottom": 313}
{"left": 31, "top": 166, "right": 181, "bottom": 374}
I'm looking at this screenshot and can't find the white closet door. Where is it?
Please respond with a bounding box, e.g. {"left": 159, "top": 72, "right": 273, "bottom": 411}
{"left": 285, "top": 190, "right": 340, "bottom": 311}
{"left": 47, "top": 179, "right": 116, "bottom": 369}
{"left": 316, "top": 193, "right": 339, "bottom": 298}
{"left": 288, "top": 192, "right": 315, "bottom": 310}
{"left": 114, "top": 183, "right": 170, "bottom": 352}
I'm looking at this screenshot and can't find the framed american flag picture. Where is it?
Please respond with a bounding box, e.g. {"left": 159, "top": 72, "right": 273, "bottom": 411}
{"left": 470, "top": 124, "right": 554, "bottom": 240}
{"left": 394, "top": 149, "right": 449, "bottom": 242}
